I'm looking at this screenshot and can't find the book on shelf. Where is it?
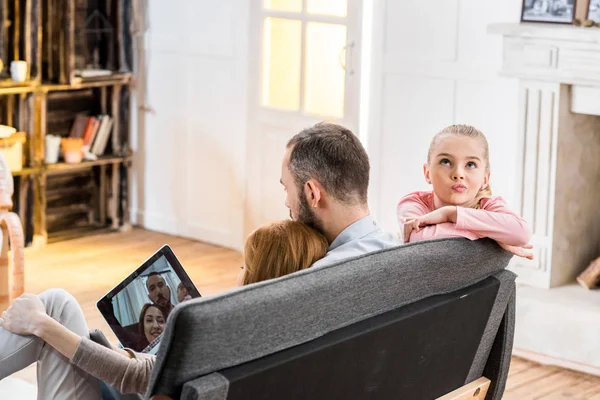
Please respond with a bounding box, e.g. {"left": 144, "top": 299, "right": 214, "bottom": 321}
{"left": 82, "top": 116, "right": 100, "bottom": 146}
{"left": 68, "top": 114, "right": 113, "bottom": 157}
{"left": 69, "top": 114, "right": 89, "bottom": 139}
{"left": 90, "top": 115, "right": 113, "bottom": 156}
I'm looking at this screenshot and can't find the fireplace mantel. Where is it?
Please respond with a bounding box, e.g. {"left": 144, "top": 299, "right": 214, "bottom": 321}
{"left": 488, "top": 23, "right": 600, "bottom": 88}
{"left": 488, "top": 23, "right": 600, "bottom": 289}
{"left": 488, "top": 22, "right": 600, "bottom": 375}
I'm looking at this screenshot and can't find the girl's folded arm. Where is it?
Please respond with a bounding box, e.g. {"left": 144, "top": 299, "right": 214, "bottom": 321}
{"left": 455, "top": 197, "right": 531, "bottom": 246}
{"left": 396, "top": 192, "right": 431, "bottom": 225}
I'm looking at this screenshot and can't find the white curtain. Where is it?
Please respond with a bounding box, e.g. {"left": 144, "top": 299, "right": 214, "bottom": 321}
{"left": 111, "top": 256, "right": 183, "bottom": 326}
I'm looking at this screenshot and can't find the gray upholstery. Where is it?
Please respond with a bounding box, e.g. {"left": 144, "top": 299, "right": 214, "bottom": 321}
{"left": 181, "top": 373, "right": 229, "bottom": 400}
{"left": 147, "top": 238, "right": 515, "bottom": 399}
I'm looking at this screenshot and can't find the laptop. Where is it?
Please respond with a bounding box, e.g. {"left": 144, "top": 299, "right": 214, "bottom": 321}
{"left": 96, "top": 245, "right": 201, "bottom": 354}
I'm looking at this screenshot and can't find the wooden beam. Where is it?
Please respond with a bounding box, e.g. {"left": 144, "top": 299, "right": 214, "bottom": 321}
{"left": 109, "top": 161, "right": 119, "bottom": 229}
{"left": 31, "top": 0, "right": 41, "bottom": 81}
{"left": 436, "top": 377, "right": 491, "bottom": 400}
{"left": 119, "top": 161, "right": 131, "bottom": 231}
{"left": 13, "top": 0, "right": 20, "bottom": 61}
{"left": 6, "top": 93, "right": 13, "bottom": 127}
{"left": 99, "top": 163, "right": 106, "bottom": 224}
{"left": 23, "top": 0, "right": 30, "bottom": 79}
{"left": 64, "top": 0, "right": 74, "bottom": 84}
{"left": 0, "top": 0, "right": 8, "bottom": 75}
{"left": 111, "top": 84, "right": 122, "bottom": 154}
{"left": 33, "top": 92, "right": 45, "bottom": 167}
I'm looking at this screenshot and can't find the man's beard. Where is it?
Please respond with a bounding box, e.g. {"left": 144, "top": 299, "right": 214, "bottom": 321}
{"left": 293, "top": 192, "right": 325, "bottom": 234}
{"left": 155, "top": 294, "right": 169, "bottom": 306}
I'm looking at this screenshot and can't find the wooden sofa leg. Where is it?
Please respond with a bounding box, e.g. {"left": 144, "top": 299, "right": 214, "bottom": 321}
{"left": 436, "top": 377, "right": 491, "bottom": 400}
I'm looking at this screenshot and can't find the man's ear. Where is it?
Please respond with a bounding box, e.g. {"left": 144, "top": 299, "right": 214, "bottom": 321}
{"left": 305, "top": 179, "right": 322, "bottom": 207}
{"left": 423, "top": 163, "right": 431, "bottom": 184}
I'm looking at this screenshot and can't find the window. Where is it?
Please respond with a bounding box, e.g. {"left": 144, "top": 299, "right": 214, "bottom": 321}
{"left": 260, "top": 0, "right": 349, "bottom": 118}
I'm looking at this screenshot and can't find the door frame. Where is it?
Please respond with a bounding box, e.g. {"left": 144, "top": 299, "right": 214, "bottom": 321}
{"left": 244, "top": 0, "right": 364, "bottom": 236}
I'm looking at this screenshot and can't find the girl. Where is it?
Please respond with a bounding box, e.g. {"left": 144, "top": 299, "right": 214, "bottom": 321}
{"left": 397, "top": 124, "right": 533, "bottom": 259}
{"left": 0, "top": 220, "right": 328, "bottom": 399}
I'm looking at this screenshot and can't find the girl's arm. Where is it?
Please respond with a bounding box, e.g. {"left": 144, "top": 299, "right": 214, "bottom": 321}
{"left": 396, "top": 192, "right": 431, "bottom": 224}
{"left": 404, "top": 197, "right": 532, "bottom": 248}
{"left": 397, "top": 192, "right": 434, "bottom": 242}
{"left": 454, "top": 197, "right": 531, "bottom": 246}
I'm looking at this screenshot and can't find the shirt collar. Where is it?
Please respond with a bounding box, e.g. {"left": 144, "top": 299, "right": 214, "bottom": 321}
{"left": 329, "top": 215, "right": 379, "bottom": 251}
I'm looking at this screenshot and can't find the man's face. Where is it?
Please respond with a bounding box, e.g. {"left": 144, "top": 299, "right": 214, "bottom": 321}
{"left": 146, "top": 275, "right": 171, "bottom": 307}
{"left": 280, "top": 148, "right": 324, "bottom": 233}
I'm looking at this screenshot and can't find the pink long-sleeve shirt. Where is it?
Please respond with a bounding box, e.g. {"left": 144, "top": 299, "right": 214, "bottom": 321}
{"left": 397, "top": 191, "right": 531, "bottom": 246}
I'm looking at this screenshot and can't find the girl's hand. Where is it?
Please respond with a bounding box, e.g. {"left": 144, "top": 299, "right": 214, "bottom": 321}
{"left": 497, "top": 242, "right": 534, "bottom": 260}
{"left": 0, "top": 293, "right": 48, "bottom": 336}
{"left": 402, "top": 219, "right": 416, "bottom": 243}
{"left": 402, "top": 207, "right": 457, "bottom": 243}
{"left": 409, "top": 206, "right": 457, "bottom": 231}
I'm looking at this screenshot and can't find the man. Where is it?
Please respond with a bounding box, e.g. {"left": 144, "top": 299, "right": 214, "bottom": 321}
{"left": 146, "top": 272, "right": 174, "bottom": 316}
{"left": 280, "top": 122, "right": 401, "bottom": 267}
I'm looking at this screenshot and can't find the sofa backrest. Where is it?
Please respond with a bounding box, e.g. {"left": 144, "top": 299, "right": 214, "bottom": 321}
{"left": 146, "top": 238, "right": 515, "bottom": 399}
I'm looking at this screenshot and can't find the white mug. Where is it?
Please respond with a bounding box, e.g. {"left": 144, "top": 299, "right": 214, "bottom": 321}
{"left": 10, "top": 61, "right": 27, "bottom": 82}
{"left": 45, "top": 135, "right": 61, "bottom": 164}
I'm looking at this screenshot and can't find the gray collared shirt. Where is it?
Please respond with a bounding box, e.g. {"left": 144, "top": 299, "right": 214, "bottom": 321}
{"left": 311, "top": 215, "right": 402, "bottom": 268}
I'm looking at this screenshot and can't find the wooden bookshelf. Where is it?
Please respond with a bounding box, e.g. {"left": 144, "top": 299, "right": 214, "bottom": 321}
{"left": 0, "top": 0, "right": 134, "bottom": 246}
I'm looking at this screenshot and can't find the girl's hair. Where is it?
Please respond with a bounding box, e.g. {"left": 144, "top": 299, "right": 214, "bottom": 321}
{"left": 138, "top": 303, "right": 166, "bottom": 339}
{"left": 427, "top": 124, "right": 493, "bottom": 209}
{"left": 242, "top": 220, "right": 328, "bottom": 285}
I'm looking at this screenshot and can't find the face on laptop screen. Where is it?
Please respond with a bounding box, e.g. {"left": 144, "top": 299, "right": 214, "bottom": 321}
{"left": 100, "top": 252, "right": 199, "bottom": 352}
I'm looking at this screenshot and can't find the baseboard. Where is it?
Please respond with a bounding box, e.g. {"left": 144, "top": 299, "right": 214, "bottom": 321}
{"left": 513, "top": 347, "right": 600, "bottom": 377}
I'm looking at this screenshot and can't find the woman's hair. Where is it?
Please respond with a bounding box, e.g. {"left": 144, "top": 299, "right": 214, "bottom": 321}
{"left": 137, "top": 303, "right": 165, "bottom": 340}
{"left": 242, "top": 220, "right": 328, "bottom": 285}
{"left": 427, "top": 124, "right": 492, "bottom": 209}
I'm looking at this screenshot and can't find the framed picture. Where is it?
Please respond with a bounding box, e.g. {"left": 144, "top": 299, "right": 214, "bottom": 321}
{"left": 521, "top": 0, "right": 576, "bottom": 23}
{"left": 588, "top": 0, "right": 600, "bottom": 23}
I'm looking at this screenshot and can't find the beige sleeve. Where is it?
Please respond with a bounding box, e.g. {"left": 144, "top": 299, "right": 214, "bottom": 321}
{"left": 70, "top": 337, "right": 156, "bottom": 394}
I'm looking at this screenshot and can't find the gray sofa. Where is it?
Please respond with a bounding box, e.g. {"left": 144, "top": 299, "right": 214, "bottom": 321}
{"left": 143, "top": 238, "right": 515, "bottom": 400}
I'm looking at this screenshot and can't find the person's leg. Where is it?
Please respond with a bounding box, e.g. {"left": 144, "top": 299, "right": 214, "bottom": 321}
{"left": 0, "top": 288, "right": 101, "bottom": 400}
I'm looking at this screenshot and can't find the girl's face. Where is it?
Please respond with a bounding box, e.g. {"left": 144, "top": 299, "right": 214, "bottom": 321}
{"left": 177, "top": 286, "right": 188, "bottom": 302}
{"left": 424, "top": 134, "right": 490, "bottom": 208}
{"left": 144, "top": 306, "right": 165, "bottom": 344}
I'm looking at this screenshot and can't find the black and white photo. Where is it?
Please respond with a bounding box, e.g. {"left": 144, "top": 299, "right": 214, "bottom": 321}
{"left": 588, "top": 0, "right": 600, "bottom": 23}
{"left": 521, "top": 0, "right": 575, "bottom": 23}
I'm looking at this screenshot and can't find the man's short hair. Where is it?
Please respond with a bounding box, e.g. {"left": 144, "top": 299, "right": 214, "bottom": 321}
{"left": 286, "top": 122, "right": 370, "bottom": 205}
{"left": 146, "top": 272, "right": 162, "bottom": 282}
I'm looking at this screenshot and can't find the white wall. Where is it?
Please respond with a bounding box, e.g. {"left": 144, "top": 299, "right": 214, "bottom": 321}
{"left": 130, "top": 0, "right": 249, "bottom": 251}
{"left": 368, "top": 0, "right": 524, "bottom": 234}
{"left": 131, "top": 0, "right": 526, "bottom": 251}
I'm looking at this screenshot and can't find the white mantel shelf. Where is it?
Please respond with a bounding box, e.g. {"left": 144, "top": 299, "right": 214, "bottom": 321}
{"left": 489, "top": 23, "right": 600, "bottom": 87}
{"left": 488, "top": 22, "right": 600, "bottom": 43}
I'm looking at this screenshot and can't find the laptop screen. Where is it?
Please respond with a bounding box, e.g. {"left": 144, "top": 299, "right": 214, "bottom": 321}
{"left": 97, "top": 245, "right": 200, "bottom": 352}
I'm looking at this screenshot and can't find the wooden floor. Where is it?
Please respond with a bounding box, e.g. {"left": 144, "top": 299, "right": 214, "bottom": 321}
{"left": 10, "top": 229, "right": 600, "bottom": 398}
